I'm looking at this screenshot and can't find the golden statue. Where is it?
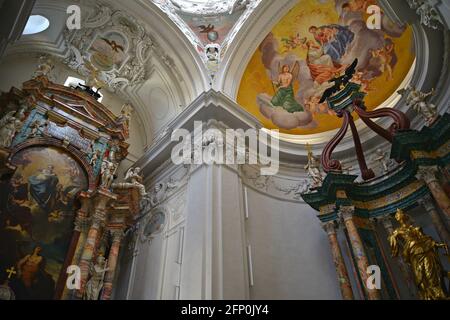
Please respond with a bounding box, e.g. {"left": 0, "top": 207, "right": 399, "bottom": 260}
{"left": 389, "top": 209, "right": 449, "bottom": 300}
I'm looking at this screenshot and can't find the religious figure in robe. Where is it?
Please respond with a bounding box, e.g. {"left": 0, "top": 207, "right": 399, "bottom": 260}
{"left": 303, "top": 40, "right": 345, "bottom": 85}
{"left": 309, "top": 24, "right": 354, "bottom": 62}
{"left": 28, "top": 165, "right": 59, "bottom": 213}
{"left": 271, "top": 63, "right": 304, "bottom": 113}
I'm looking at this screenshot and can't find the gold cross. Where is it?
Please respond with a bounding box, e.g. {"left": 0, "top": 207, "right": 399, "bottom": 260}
{"left": 6, "top": 267, "right": 16, "bottom": 279}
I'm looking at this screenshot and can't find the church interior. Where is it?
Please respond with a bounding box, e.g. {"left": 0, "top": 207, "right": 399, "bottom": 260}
{"left": 0, "top": 0, "right": 449, "bottom": 301}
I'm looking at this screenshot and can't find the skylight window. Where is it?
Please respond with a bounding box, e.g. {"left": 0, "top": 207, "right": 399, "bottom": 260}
{"left": 64, "top": 77, "right": 104, "bottom": 103}
{"left": 23, "top": 15, "right": 50, "bottom": 35}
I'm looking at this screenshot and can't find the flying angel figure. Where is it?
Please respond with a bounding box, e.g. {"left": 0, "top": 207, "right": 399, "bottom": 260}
{"left": 270, "top": 61, "right": 304, "bottom": 113}
{"left": 101, "top": 38, "right": 125, "bottom": 53}
{"left": 198, "top": 24, "right": 215, "bottom": 33}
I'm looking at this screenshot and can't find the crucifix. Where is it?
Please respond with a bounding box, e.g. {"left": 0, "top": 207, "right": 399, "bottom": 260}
{"left": 6, "top": 267, "right": 17, "bottom": 279}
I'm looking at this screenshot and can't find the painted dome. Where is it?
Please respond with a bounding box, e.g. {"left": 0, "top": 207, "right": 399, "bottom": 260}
{"left": 237, "top": 0, "right": 416, "bottom": 136}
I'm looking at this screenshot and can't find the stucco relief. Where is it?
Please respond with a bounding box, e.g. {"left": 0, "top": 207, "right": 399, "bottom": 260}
{"left": 63, "top": 1, "right": 180, "bottom": 92}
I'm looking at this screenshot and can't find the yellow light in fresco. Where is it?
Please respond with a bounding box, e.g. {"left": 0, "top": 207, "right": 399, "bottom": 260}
{"left": 237, "top": 0, "right": 415, "bottom": 136}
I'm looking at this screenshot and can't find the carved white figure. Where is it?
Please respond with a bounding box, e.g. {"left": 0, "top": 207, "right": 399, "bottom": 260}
{"left": 15, "top": 104, "right": 29, "bottom": 121}
{"left": 295, "top": 180, "right": 310, "bottom": 197}
{"left": 116, "top": 103, "right": 133, "bottom": 128}
{"left": 83, "top": 255, "right": 109, "bottom": 300}
{"left": 149, "top": 182, "right": 166, "bottom": 208}
{"left": 34, "top": 55, "right": 54, "bottom": 78}
{"left": 372, "top": 149, "right": 390, "bottom": 173}
{"left": 100, "top": 159, "right": 117, "bottom": 190}
{"left": 0, "top": 111, "right": 16, "bottom": 128}
{"left": 0, "top": 117, "right": 18, "bottom": 148}
{"left": 89, "top": 150, "right": 101, "bottom": 166}
{"left": 399, "top": 86, "right": 438, "bottom": 126}
{"left": 28, "top": 120, "right": 47, "bottom": 138}
{"left": 304, "top": 146, "right": 323, "bottom": 188}
{"left": 125, "top": 167, "right": 147, "bottom": 197}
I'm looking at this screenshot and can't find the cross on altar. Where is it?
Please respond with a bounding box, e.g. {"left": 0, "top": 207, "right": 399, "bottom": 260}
{"left": 6, "top": 267, "right": 16, "bottom": 279}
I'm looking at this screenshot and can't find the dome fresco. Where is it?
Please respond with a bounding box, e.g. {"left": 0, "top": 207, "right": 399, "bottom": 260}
{"left": 237, "top": 0, "right": 416, "bottom": 135}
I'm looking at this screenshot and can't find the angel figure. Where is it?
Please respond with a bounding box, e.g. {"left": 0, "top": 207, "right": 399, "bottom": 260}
{"left": 100, "top": 159, "right": 117, "bottom": 190}
{"left": 83, "top": 255, "right": 109, "bottom": 300}
{"left": 89, "top": 150, "right": 101, "bottom": 166}
{"left": 372, "top": 149, "right": 390, "bottom": 174}
{"left": 398, "top": 86, "right": 438, "bottom": 126}
{"left": 34, "top": 55, "right": 54, "bottom": 78}
{"left": 271, "top": 62, "right": 304, "bottom": 113}
{"left": 84, "top": 59, "right": 106, "bottom": 89}
{"left": 304, "top": 144, "right": 324, "bottom": 188}
{"left": 0, "top": 117, "right": 20, "bottom": 148}
{"left": 125, "top": 167, "right": 147, "bottom": 197}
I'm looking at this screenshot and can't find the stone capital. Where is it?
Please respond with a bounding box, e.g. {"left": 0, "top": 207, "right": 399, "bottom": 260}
{"left": 416, "top": 166, "right": 439, "bottom": 184}
{"left": 339, "top": 206, "right": 355, "bottom": 222}
{"left": 91, "top": 210, "right": 107, "bottom": 229}
{"left": 322, "top": 221, "right": 337, "bottom": 236}
{"left": 418, "top": 194, "right": 436, "bottom": 212}
{"left": 379, "top": 214, "right": 394, "bottom": 234}
{"left": 110, "top": 229, "right": 124, "bottom": 243}
{"left": 74, "top": 213, "right": 90, "bottom": 233}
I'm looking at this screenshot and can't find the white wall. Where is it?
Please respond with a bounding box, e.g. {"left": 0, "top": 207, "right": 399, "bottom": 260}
{"left": 118, "top": 163, "right": 342, "bottom": 300}
{"left": 245, "top": 187, "right": 342, "bottom": 300}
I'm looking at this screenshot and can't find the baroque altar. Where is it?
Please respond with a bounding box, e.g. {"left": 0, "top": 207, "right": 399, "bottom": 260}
{"left": 0, "top": 75, "right": 142, "bottom": 300}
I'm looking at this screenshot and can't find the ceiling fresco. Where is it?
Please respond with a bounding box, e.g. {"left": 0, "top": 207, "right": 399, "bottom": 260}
{"left": 237, "top": 0, "right": 416, "bottom": 136}
{"left": 152, "top": 0, "right": 262, "bottom": 79}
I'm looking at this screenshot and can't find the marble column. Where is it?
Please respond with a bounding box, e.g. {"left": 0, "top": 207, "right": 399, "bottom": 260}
{"left": 77, "top": 190, "right": 115, "bottom": 298}
{"left": 322, "top": 221, "right": 354, "bottom": 300}
{"left": 62, "top": 199, "right": 91, "bottom": 300}
{"left": 419, "top": 195, "right": 450, "bottom": 247}
{"left": 380, "top": 215, "right": 417, "bottom": 298}
{"left": 101, "top": 229, "right": 124, "bottom": 300}
{"left": 340, "top": 206, "right": 381, "bottom": 300}
{"left": 416, "top": 166, "right": 450, "bottom": 219}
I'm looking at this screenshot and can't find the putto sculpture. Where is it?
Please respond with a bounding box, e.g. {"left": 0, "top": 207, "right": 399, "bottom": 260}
{"left": 304, "top": 144, "right": 323, "bottom": 189}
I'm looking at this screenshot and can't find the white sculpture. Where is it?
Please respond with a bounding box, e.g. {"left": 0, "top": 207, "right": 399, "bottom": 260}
{"left": 372, "top": 149, "right": 390, "bottom": 174}
{"left": 124, "top": 167, "right": 147, "bottom": 197}
{"left": 34, "top": 55, "right": 54, "bottom": 78}
{"left": 89, "top": 150, "right": 101, "bottom": 166}
{"left": 399, "top": 86, "right": 438, "bottom": 126}
{"left": 0, "top": 111, "right": 16, "bottom": 128}
{"left": 149, "top": 183, "right": 166, "bottom": 208}
{"left": 0, "top": 117, "right": 20, "bottom": 148}
{"left": 83, "top": 255, "right": 109, "bottom": 300}
{"left": 28, "top": 120, "right": 47, "bottom": 138}
{"left": 100, "top": 159, "right": 117, "bottom": 190}
{"left": 304, "top": 145, "right": 323, "bottom": 188}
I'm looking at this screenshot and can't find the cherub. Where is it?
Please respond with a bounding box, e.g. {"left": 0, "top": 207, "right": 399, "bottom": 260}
{"left": 281, "top": 33, "right": 307, "bottom": 52}
{"left": 371, "top": 47, "right": 394, "bottom": 81}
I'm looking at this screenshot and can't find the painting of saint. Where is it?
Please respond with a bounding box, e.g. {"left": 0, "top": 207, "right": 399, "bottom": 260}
{"left": 0, "top": 147, "right": 88, "bottom": 299}
{"left": 308, "top": 24, "right": 354, "bottom": 63}
{"left": 237, "top": 0, "right": 415, "bottom": 135}
{"left": 28, "top": 165, "right": 59, "bottom": 213}
{"left": 271, "top": 63, "right": 304, "bottom": 113}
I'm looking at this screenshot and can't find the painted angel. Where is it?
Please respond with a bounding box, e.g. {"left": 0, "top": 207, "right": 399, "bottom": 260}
{"left": 271, "top": 62, "right": 304, "bottom": 113}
